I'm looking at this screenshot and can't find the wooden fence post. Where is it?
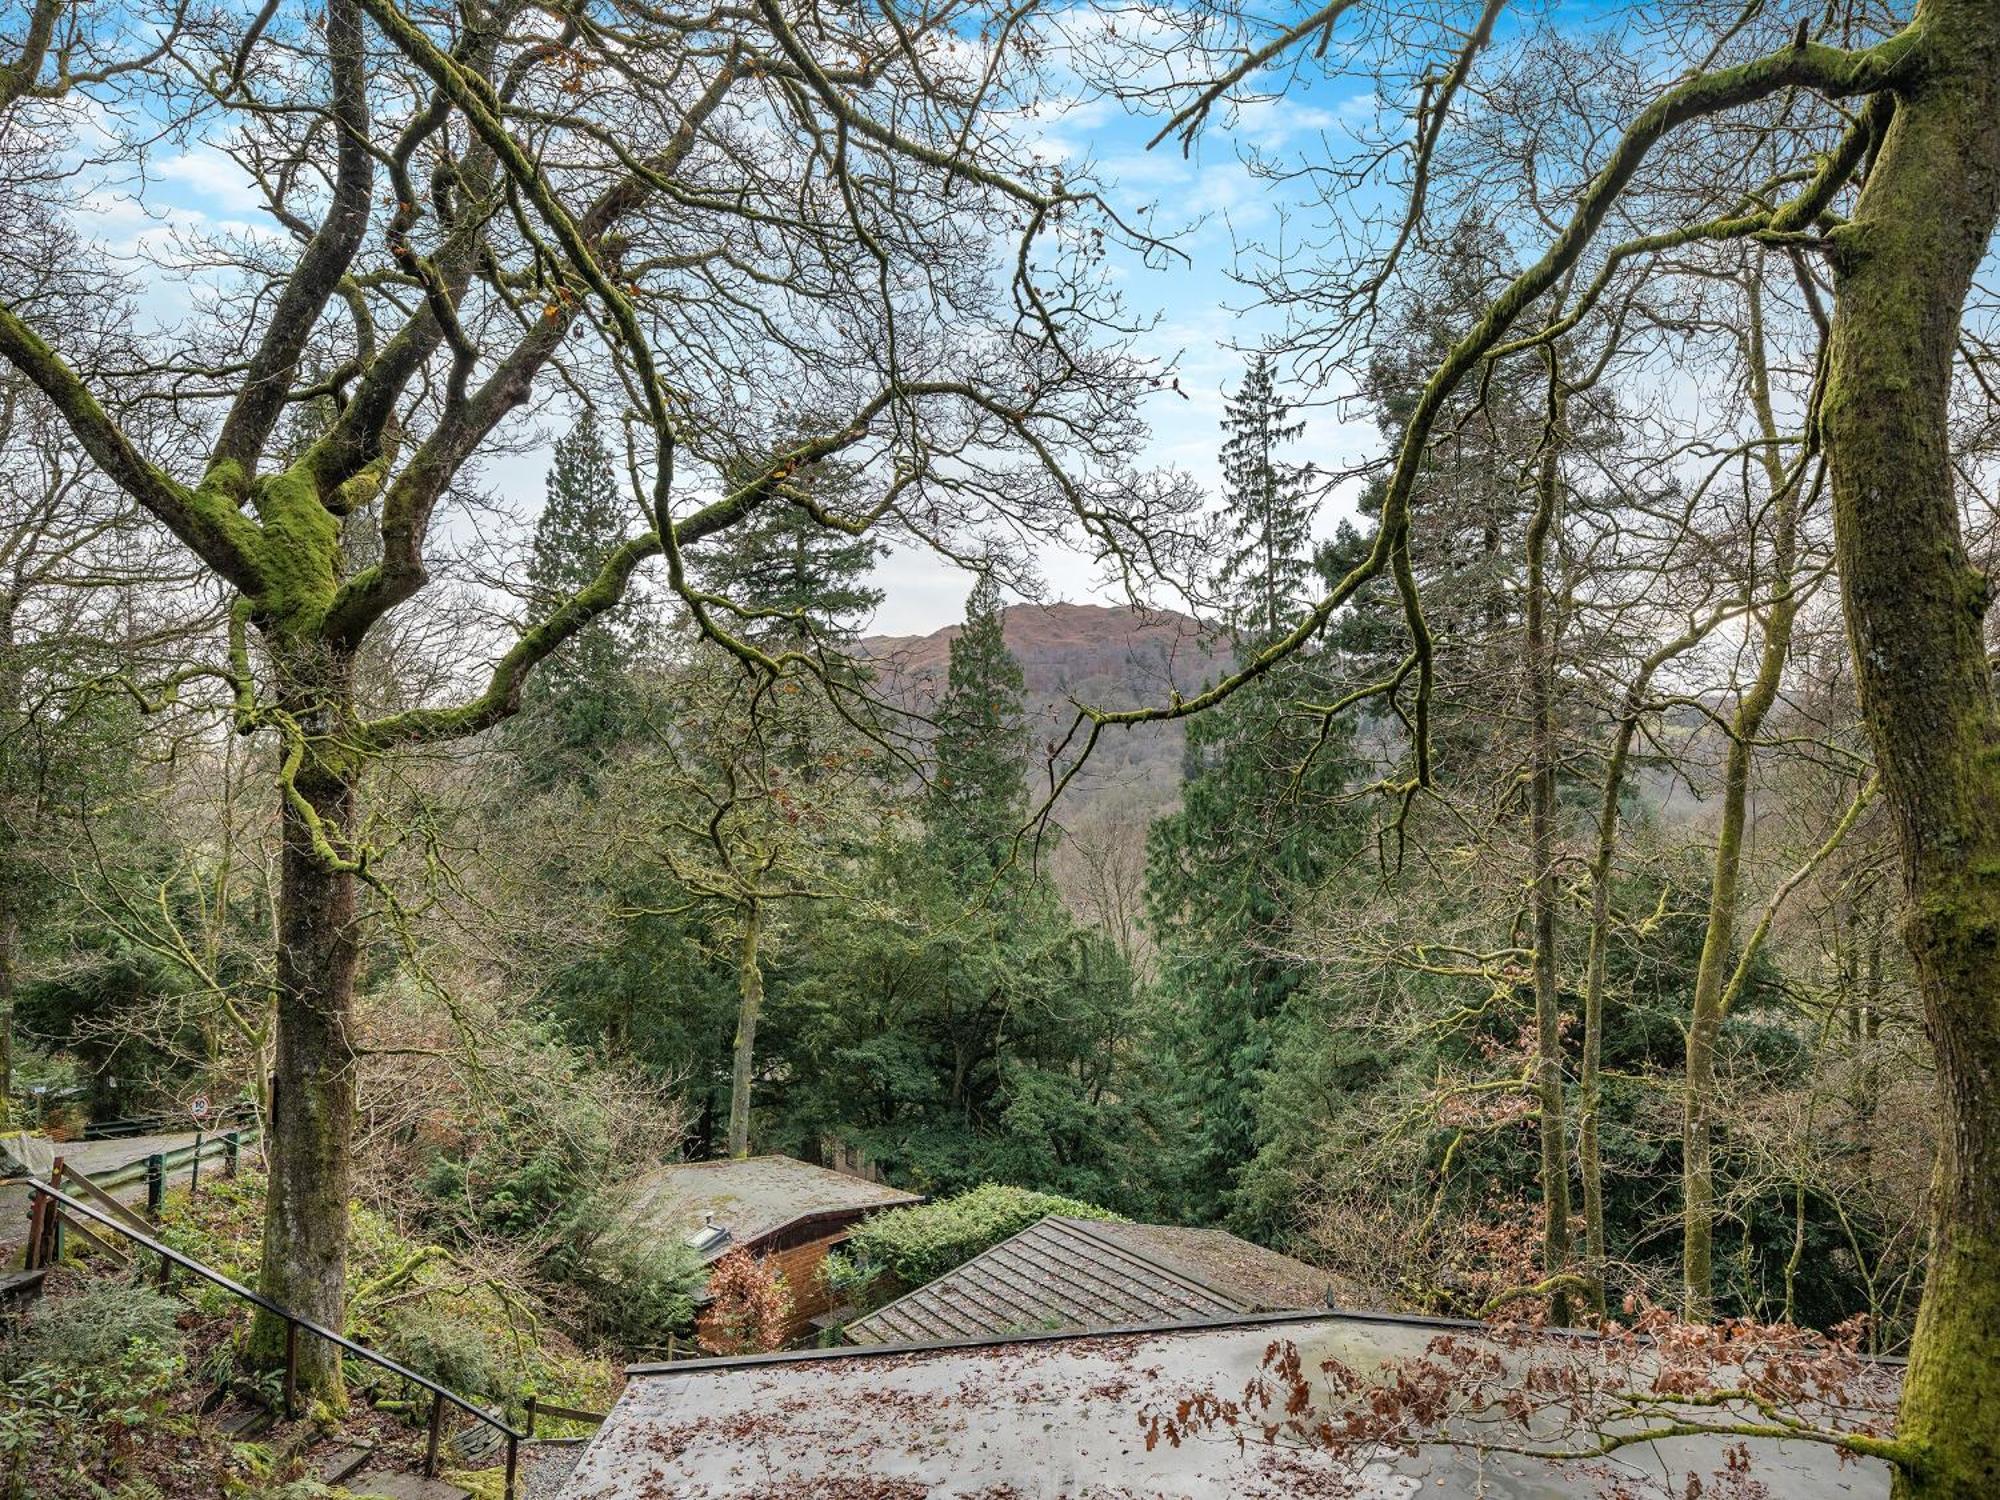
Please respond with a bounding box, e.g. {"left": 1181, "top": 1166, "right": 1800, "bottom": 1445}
{"left": 25, "top": 1193, "right": 42, "bottom": 1271}
{"left": 424, "top": 1391, "right": 446, "bottom": 1477}
{"left": 46, "top": 1165, "right": 63, "bottom": 1266}
{"left": 146, "top": 1155, "right": 165, "bottom": 1216}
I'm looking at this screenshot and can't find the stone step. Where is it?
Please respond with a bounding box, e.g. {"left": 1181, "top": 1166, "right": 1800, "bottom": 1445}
{"left": 343, "top": 1467, "right": 472, "bottom": 1500}
{"left": 217, "top": 1406, "right": 276, "bottom": 1440}
{"left": 311, "top": 1441, "right": 377, "bottom": 1485}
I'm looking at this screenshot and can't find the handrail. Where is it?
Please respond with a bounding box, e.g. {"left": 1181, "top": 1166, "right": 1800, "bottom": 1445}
{"left": 25, "top": 1179, "right": 526, "bottom": 1495}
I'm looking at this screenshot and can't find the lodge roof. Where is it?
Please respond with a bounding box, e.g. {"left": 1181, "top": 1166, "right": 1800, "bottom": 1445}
{"left": 843, "top": 1215, "right": 1337, "bottom": 1346}
{"left": 618, "top": 1154, "right": 921, "bottom": 1262}
{"left": 558, "top": 1308, "right": 1899, "bottom": 1499}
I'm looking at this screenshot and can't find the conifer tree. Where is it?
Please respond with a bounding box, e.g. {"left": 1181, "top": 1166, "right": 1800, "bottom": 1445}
{"left": 925, "top": 574, "right": 1029, "bottom": 879}
{"left": 698, "top": 446, "right": 883, "bottom": 648}
{"left": 1143, "top": 374, "right": 1361, "bottom": 1228}
{"left": 517, "top": 411, "right": 650, "bottom": 768}
{"left": 1215, "top": 353, "right": 1313, "bottom": 645}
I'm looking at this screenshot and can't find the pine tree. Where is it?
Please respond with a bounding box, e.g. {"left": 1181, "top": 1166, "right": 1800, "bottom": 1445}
{"left": 925, "top": 574, "right": 1028, "bottom": 879}
{"left": 516, "top": 411, "right": 649, "bottom": 768}
{"left": 1140, "top": 374, "right": 1364, "bottom": 1229}
{"left": 697, "top": 448, "right": 883, "bottom": 648}
{"left": 1215, "top": 354, "right": 1313, "bottom": 646}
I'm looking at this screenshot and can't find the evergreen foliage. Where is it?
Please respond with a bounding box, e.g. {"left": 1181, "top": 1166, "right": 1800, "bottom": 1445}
{"left": 1214, "top": 353, "right": 1313, "bottom": 645}
{"left": 516, "top": 410, "right": 650, "bottom": 768}
{"left": 925, "top": 574, "right": 1029, "bottom": 879}
{"left": 697, "top": 443, "right": 884, "bottom": 647}
{"left": 1140, "top": 356, "right": 1365, "bottom": 1230}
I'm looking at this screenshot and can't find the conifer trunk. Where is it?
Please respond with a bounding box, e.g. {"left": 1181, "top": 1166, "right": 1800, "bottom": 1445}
{"left": 1821, "top": 4, "right": 2000, "bottom": 1491}
{"left": 728, "top": 899, "right": 763, "bottom": 1158}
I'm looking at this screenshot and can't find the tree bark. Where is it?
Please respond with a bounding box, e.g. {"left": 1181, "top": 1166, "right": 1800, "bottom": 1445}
{"left": 0, "top": 892, "right": 15, "bottom": 1128}
{"left": 1822, "top": 4, "right": 2000, "bottom": 1492}
{"left": 247, "top": 661, "right": 362, "bottom": 1398}
{"left": 1682, "top": 275, "right": 1800, "bottom": 1317}
{"left": 0, "top": 594, "right": 18, "bottom": 1126}
{"left": 727, "top": 899, "right": 763, "bottom": 1159}
{"left": 1580, "top": 689, "right": 1650, "bottom": 1319}
{"left": 1526, "top": 370, "right": 1574, "bottom": 1326}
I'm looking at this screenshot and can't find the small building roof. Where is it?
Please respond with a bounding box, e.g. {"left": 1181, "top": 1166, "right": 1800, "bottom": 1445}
{"left": 844, "top": 1215, "right": 1335, "bottom": 1346}
{"left": 618, "top": 1155, "right": 921, "bottom": 1262}
{"left": 558, "top": 1309, "right": 1898, "bottom": 1499}
{"left": 1082, "top": 1218, "right": 1353, "bottom": 1311}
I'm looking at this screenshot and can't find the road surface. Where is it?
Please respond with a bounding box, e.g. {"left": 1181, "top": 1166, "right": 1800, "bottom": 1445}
{"left": 0, "top": 1129, "right": 259, "bottom": 1251}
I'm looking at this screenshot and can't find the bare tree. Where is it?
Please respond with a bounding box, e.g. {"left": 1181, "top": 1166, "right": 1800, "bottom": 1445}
{"left": 1072, "top": 2, "right": 2000, "bottom": 1490}
{"left": 0, "top": 0, "right": 1170, "bottom": 1391}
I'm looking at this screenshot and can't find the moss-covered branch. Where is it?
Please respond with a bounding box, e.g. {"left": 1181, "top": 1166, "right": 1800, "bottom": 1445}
{"left": 0, "top": 304, "right": 266, "bottom": 593}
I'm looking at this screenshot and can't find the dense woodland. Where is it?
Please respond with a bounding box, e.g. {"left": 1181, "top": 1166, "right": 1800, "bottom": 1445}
{"left": 3, "top": 0, "right": 2000, "bottom": 1495}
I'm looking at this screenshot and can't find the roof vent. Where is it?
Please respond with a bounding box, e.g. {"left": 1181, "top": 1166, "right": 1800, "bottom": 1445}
{"left": 686, "top": 1212, "right": 731, "bottom": 1254}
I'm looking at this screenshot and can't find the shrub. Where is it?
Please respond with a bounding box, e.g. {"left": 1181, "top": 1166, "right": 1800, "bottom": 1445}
{"left": 0, "top": 1283, "right": 185, "bottom": 1500}
{"left": 562, "top": 1220, "right": 704, "bottom": 1352}
{"left": 842, "top": 1183, "right": 1120, "bottom": 1294}
{"left": 378, "top": 1303, "right": 505, "bottom": 1403}
{"left": 2, "top": 1281, "right": 184, "bottom": 1378}
{"left": 696, "top": 1249, "right": 791, "bottom": 1356}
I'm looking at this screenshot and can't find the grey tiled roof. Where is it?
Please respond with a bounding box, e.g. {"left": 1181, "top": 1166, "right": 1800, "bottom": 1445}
{"left": 844, "top": 1215, "right": 1333, "bottom": 1345}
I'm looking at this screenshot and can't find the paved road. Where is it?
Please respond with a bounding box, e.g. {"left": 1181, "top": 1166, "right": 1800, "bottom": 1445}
{"left": 0, "top": 1129, "right": 256, "bottom": 1251}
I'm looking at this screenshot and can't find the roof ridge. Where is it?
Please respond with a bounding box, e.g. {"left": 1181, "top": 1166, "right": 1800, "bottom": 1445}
{"left": 845, "top": 1212, "right": 1088, "bottom": 1339}
{"left": 628, "top": 1305, "right": 1508, "bottom": 1379}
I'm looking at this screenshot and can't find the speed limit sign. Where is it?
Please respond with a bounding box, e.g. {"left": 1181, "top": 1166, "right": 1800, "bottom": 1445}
{"left": 190, "top": 1094, "right": 211, "bottom": 1124}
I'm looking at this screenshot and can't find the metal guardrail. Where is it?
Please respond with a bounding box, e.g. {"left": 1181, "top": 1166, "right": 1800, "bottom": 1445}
{"left": 23, "top": 1178, "right": 555, "bottom": 1498}
{"left": 89, "top": 1130, "right": 257, "bottom": 1205}
{"left": 82, "top": 1103, "right": 258, "bottom": 1141}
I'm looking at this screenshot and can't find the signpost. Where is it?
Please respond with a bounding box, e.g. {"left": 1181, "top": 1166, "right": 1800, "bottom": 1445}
{"left": 188, "top": 1095, "right": 210, "bottom": 1198}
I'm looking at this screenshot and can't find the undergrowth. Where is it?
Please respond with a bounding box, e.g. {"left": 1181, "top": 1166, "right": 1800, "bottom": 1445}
{"left": 1, "top": 1167, "right": 625, "bottom": 1500}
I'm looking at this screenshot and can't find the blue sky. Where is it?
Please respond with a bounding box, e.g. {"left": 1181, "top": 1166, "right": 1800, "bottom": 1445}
{"left": 869, "top": 37, "right": 1390, "bottom": 633}
{"left": 66, "top": 5, "right": 1389, "bottom": 637}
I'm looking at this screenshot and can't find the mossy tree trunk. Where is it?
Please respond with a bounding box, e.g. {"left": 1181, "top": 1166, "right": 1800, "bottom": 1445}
{"left": 0, "top": 872, "right": 14, "bottom": 1128}
{"left": 1821, "top": 3, "right": 2000, "bottom": 1492}
{"left": 0, "top": 592, "right": 19, "bottom": 1126}
{"left": 246, "top": 647, "right": 361, "bottom": 1395}
{"left": 1525, "top": 368, "right": 1574, "bottom": 1326}
{"left": 1579, "top": 685, "right": 1650, "bottom": 1319}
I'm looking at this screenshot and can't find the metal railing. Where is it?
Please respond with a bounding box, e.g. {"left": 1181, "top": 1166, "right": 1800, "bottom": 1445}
{"left": 81, "top": 1102, "right": 258, "bottom": 1140}
{"left": 22, "top": 1178, "right": 581, "bottom": 1499}
{"left": 84, "top": 1130, "right": 257, "bottom": 1211}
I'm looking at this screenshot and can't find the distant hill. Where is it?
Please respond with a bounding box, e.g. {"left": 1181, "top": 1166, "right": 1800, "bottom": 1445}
{"left": 859, "top": 602, "right": 1235, "bottom": 822}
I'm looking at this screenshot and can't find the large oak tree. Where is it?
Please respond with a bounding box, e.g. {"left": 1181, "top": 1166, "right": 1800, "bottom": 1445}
{"left": 0, "top": 0, "right": 1167, "bottom": 1391}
